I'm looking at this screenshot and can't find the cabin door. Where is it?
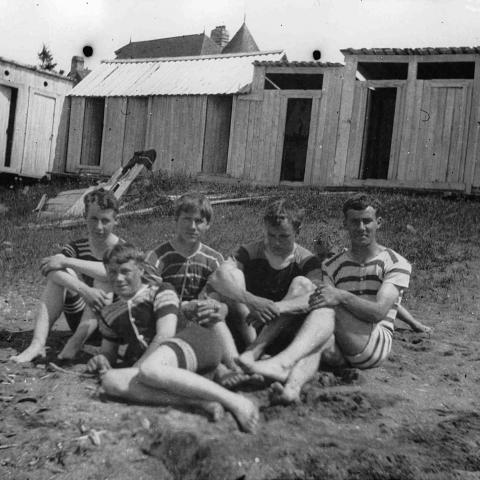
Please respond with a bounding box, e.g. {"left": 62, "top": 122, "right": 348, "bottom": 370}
{"left": 22, "top": 92, "right": 56, "bottom": 177}
{"left": 280, "top": 98, "right": 312, "bottom": 182}
{"left": 202, "top": 96, "right": 232, "bottom": 174}
{"left": 413, "top": 80, "right": 472, "bottom": 184}
{"left": 0, "top": 85, "right": 12, "bottom": 166}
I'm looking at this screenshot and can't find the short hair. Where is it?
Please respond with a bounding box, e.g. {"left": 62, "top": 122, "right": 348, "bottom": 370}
{"left": 103, "top": 242, "right": 145, "bottom": 267}
{"left": 342, "top": 193, "right": 382, "bottom": 218}
{"left": 174, "top": 192, "right": 213, "bottom": 223}
{"left": 84, "top": 188, "right": 120, "bottom": 215}
{"left": 263, "top": 198, "right": 305, "bottom": 232}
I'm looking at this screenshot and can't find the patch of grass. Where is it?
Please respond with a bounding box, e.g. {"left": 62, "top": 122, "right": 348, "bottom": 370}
{"left": 2, "top": 175, "right": 480, "bottom": 303}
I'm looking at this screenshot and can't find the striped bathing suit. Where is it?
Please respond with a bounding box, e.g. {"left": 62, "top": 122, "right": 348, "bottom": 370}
{"left": 322, "top": 248, "right": 411, "bottom": 369}
{"left": 146, "top": 242, "right": 224, "bottom": 301}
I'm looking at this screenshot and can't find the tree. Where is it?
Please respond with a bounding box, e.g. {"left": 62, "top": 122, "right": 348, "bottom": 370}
{"left": 38, "top": 44, "right": 57, "bottom": 71}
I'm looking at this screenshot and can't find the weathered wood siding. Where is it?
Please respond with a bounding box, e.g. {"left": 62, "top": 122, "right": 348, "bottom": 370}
{"left": 0, "top": 60, "right": 73, "bottom": 177}
{"left": 202, "top": 96, "right": 232, "bottom": 174}
{"left": 101, "top": 98, "right": 127, "bottom": 174}
{"left": 121, "top": 97, "right": 148, "bottom": 165}
{"left": 146, "top": 95, "right": 207, "bottom": 174}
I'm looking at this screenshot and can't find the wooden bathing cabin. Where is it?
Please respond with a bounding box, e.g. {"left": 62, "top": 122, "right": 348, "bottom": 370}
{"left": 53, "top": 46, "right": 480, "bottom": 194}
{"left": 0, "top": 57, "right": 74, "bottom": 178}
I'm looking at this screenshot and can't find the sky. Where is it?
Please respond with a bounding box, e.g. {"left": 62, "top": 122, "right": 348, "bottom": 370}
{"left": 2, "top": 0, "right": 480, "bottom": 73}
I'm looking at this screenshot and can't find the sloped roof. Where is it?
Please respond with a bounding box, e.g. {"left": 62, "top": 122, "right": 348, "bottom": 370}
{"left": 341, "top": 46, "right": 480, "bottom": 56}
{"left": 0, "top": 56, "right": 74, "bottom": 82}
{"left": 115, "top": 33, "right": 221, "bottom": 59}
{"left": 253, "top": 59, "right": 343, "bottom": 68}
{"left": 222, "top": 23, "right": 259, "bottom": 54}
{"left": 69, "top": 50, "right": 284, "bottom": 97}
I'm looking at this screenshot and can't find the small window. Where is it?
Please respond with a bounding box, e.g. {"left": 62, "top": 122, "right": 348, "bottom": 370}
{"left": 417, "top": 62, "right": 474, "bottom": 79}
{"left": 357, "top": 62, "right": 408, "bottom": 80}
{"left": 264, "top": 73, "right": 323, "bottom": 90}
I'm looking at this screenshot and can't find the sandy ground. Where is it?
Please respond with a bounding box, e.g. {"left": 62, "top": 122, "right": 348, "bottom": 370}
{"left": 1, "top": 262, "right": 480, "bottom": 480}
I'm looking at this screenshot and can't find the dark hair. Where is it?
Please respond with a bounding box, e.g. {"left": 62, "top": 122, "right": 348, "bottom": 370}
{"left": 342, "top": 193, "right": 382, "bottom": 217}
{"left": 263, "top": 198, "right": 305, "bottom": 232}
{"left": 103, "top": 242, "right": 145, "bottom": 267}
{"left": 84, "top": 188, "right": 120, "bottom": 215}
{"left": 174, "top": 193, "right": 213, "bottom": 223}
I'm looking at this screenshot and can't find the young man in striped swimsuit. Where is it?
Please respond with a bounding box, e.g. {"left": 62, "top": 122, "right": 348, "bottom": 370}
{"left": 10, "top": 188, "right": 122, "bottom": 363}
{"left": 145, "top": 193, "right": 240, "bottom": 374}
{"left": 237, "top": 193, "right": 411, "bottom": 404}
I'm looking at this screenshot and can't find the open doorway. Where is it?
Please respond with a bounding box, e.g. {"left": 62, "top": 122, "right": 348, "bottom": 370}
{"left": 280, "top": 98, "right": 312, "bottom": 182}
{"left": 0, "top": 85, "right": 17, "bottom": 168}
{"left": 359, "top": 87, "right": 397, "bottom": 179}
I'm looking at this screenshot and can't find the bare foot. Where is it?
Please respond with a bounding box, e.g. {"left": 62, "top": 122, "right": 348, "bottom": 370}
{"left": 10, "top": 343, "right": 46, "bottom": 363}
{"left": 235, "top": 356, "right": 290, "bottom": 382}
{"left": 238, "top": 349, "right": 257, "bottom": 365}
{"left": 230, "top": 396, "right": 259, "bottom": 434}
{"left": 268, "top": 381, "right": 301, "bottom": 405}
{"left": 203, "top": 402, "right": 225, "bottom": 422}
{"left": 412, "top": 323, "right": 433, "bottom": 334}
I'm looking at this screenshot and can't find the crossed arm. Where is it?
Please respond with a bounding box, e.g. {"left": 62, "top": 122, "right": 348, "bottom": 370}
{"left": 310, "top": 279, "right": 401, "bottom": 324}
{"left": 87, "top": 312, "right": 178, "bottom": 373}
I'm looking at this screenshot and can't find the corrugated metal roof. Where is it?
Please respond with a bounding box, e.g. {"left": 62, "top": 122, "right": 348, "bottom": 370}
{"left": 342, "top": 46, "right": 480, "bottom": 56}
{"left": 253, "top": 60, "right": 343, "bottom": 68}
{"left": 69, "top": 50, "right": 284, "bottom": 97}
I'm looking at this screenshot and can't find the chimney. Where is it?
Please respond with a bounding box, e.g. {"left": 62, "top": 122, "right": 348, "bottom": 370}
{"left": 210, "top": 25, "right": 229, "bottom": 48}
{"left": 69, "top": 55, "right": 84, "bottom": 76}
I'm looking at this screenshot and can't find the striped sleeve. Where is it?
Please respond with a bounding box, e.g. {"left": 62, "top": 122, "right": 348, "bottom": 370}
{"left": 61, "top": 241, "right": 78, "bottom": 258}
{"left": 153, "top": 283, "right": 180, "bottom": 318}
{"left": 383, "top": 249, "right": 411, "bottom": 290}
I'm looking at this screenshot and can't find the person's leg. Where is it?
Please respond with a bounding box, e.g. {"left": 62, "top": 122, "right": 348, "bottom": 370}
{"left": 237, "top": 307, "right": 335, "bottom": 382}
{"left": 57, "top": 307, "right": 99, "bottom": 360}
{"left": 238, "top": 276, "right": 317, "bottom": 364}
{"left": 138, "top": 345, "right": 259, "bottom": 433}
{"left": 101, "top": 367, "right": 225, "bottom": 422}
{"left": 396, "top": 305, "right": 432, "bottom": 333}
{"left": 10, "top": 276, "right": 66, "bottom": 363}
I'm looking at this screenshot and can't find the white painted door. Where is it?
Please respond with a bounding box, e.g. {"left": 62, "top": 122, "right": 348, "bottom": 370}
{"left": 22, "top": 92, "right": 56, "bottom": 177}
{"left": 0, "top": 84, "right": 11, "bottom": 165}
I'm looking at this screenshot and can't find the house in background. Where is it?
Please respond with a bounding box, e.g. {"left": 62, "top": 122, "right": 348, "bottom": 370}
{"left": 114, "top": 22, "right": 259, "bottom": 59}
{"left": 0, "top": 56, "right": 74, "bottom": 178}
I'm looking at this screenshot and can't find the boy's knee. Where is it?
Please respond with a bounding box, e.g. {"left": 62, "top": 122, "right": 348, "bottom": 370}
{"left": 289, "top": 276, "right": 315, "bottom": 295}
{"left": 101, "top": 370, "right": 124, "bottom": 397}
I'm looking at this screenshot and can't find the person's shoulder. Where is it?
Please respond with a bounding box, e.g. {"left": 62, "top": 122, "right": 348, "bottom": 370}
{"left": 381, "top": 248, "right": 411, "bottom": 268}
{"left": 199, "top": 243, "right": 224, "bottom": 262}
{"left": 322, "top": 249, "right": 349, "bottom": 270}
{"left": 61, "top": 238, "right": 90, "bottom": 256}
{"left": 240, "top": 240, "right": 265, "bottom": 259}
{"left": 150, "top": 241, "right": 174, "bottom": 256}
{"left": 293, "top": 243, "right": 315, "bottom": 260}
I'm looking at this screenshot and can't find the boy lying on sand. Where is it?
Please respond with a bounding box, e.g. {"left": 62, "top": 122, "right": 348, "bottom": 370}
{"left": 88, "top": 243, "right": 259, "bottom": 433}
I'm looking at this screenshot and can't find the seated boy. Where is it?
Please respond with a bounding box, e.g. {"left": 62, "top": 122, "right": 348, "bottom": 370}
{"left": 145, "top": 193, "right": 240, "bottom": 374}
{"left": 208, "top": 198, "right": 323, "bottom": 387}
{"left": 10, "top": 188, "right": 122, "bottom": 363}
{"left": 88, "top": 243, "right": 259, "bottom": 434}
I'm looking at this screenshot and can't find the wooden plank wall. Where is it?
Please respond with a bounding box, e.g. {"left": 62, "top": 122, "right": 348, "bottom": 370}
{"left": 309, "top": 69, "right": 344, "bottom": 185}
{"left": 466, "top": 57, "right": 480, "bottom": 191}
{"left": 52, "top": 96, "right": 70, "bottom": 173}
{"left": 228, "top": 92, "right": 286, "bottom": 184}
{"left": 121, "top": 97, "right": 148, "bottom": 166}
{"left": 79, "top": 97, "right": 104, "bottom": 168}
{"left": 100, "top": 97, "right": 127, "bottom": 174}
{"left": 66, "top": 97, "right": 85, "bottom": 172}
{"left": 202, "top": 96, "right": 232, "bottom": 174}
{"left": 147, "top": 95, "right": 207, "bottom": 174}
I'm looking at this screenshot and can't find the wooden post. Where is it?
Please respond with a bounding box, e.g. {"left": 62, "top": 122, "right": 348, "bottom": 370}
{"left": 332, "top": 55, "right": 357, "bottom": 185}
{"left": 464, "top": 56, "right": 480, "bottom": 194}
